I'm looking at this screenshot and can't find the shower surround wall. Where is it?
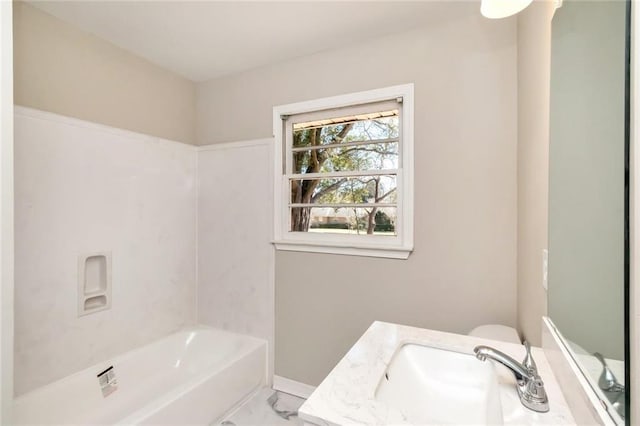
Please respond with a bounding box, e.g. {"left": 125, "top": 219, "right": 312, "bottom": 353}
{"left": 13, "top": 108, "right": 276, "bottom": 396}
{"left": 14, "top": 108, "right": 197, "bottom": 395}
{"left": 196, "top": 140, "right": 275, "bottom": 378}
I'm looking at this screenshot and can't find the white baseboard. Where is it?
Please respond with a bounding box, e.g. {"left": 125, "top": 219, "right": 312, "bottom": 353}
{"left": 273, "top": 375, "right": 316, "bottom": 399}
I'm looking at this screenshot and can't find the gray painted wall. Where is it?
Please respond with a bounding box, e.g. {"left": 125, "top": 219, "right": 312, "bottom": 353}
{"left": 548, "top": 0, "right": 626, "bottom": 360}
{"left": 197, "top": 10, "right": 519, "bottom": 385}
{"left": 13, "top": 2, "right": 197, "bottom": 145}
{"left": 516, "top": 0, "right": 554, "bottom": 347}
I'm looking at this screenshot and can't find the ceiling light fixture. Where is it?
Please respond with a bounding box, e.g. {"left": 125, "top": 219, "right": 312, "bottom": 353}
{"left": 480, "top": 0, "right": 534, "bottom": 19}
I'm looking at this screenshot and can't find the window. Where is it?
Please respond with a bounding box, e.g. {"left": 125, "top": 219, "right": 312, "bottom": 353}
{"left": 273, "top": 84, "right": 414, "bottom": 258}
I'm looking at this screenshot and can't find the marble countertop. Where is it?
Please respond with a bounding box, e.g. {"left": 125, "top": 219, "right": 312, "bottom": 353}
{"left": 298, "top": 321, "right": 576, "bottom": 426}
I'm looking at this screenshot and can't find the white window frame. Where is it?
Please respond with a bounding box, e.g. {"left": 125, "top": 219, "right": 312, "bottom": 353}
{"left": 272, "top": 84, "right": 414, "bottom": 259}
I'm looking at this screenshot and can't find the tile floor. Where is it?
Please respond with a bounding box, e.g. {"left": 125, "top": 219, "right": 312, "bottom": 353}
{"left": 216, "top": 387, "right": 306, "bottom": 426}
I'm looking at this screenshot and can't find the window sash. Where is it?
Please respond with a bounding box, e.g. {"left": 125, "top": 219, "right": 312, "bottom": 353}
{"left": 284, "top": 100, "right": 403, "bottom": 176}
{"left": 283, "top": 172, "right": 404, "bottom": 236}
{"left": 284, "top": 100, "right": 403, "bottom": 237}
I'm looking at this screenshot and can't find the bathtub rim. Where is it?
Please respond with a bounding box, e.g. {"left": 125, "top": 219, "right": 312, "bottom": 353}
{"left": 12, "top": 325, "right": 267, "bottom": 411}
{"left": 117, "top": 333, "right": 267, "bottom": 425}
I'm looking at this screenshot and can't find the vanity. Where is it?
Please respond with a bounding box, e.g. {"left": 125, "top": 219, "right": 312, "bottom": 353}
{"left": 298, "top": 322, "right": 574, "bottom": 426}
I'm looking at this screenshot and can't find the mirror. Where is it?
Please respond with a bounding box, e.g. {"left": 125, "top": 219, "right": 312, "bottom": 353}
{"left": 548, "top": 0, "right": 629, "bottom": 423}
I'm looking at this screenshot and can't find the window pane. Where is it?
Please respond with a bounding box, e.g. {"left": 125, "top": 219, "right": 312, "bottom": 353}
{"left": 290, "top": 207, "right": 397, "bottom": 235}
{"left": 292, "top": 142, "right": 398, "bottom": 175}
{"left": 290, "top": 175, "right": 397, "bottom": 205}
{"left": 292, "top": 113, "right": 399, "bottom": 149}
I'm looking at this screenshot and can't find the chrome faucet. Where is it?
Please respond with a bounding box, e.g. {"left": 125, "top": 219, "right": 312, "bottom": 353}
{"left": 593, "top": 352, "right": 624, "bottom": 393}
{"left": 474, "top": 341, "right": 549, "bottom": 413}
{"left": 593, "top": 352, "right": 625, "bottom": 419}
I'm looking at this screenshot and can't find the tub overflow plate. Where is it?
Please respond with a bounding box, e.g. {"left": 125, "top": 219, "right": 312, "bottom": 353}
{"left": 97, "top": 366, "right": 118, "bottom": 397}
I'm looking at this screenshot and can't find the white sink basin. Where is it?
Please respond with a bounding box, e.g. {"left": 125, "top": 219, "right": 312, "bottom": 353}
{"left": 375, "top": 343, "right": 504, "bottom": 425}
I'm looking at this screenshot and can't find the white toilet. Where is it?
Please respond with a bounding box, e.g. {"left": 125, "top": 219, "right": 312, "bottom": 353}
{"left": 468, "top": 324, "right": 521, "bottom": 344}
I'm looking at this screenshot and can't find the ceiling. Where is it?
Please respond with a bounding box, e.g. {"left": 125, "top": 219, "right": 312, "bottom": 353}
{"left": 27, "top": 1, "right": 478, "bottom": 82}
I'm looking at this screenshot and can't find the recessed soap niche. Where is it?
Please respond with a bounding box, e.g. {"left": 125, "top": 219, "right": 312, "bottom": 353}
{"left": 78, "top": 252, "right": 112, "bottom": 317}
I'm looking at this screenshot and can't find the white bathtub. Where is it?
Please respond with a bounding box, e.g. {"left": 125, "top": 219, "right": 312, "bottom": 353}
{"left": 12, "top": 327, "right": 267, "bottom": 425}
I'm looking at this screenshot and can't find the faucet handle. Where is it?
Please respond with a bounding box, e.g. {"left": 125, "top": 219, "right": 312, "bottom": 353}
{"left": 522, "top": 341, "right": 538, "bottom": 374}
{"left": 519, "top": 377, "right": 550, "bottom": 413}
{"left": 594, "top": 352, "right": 625, "bottom": 392}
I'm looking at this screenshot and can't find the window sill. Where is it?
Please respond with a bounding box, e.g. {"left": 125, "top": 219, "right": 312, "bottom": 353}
{"left": 273, "top": 240, "right": 412, "bottom": 259}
